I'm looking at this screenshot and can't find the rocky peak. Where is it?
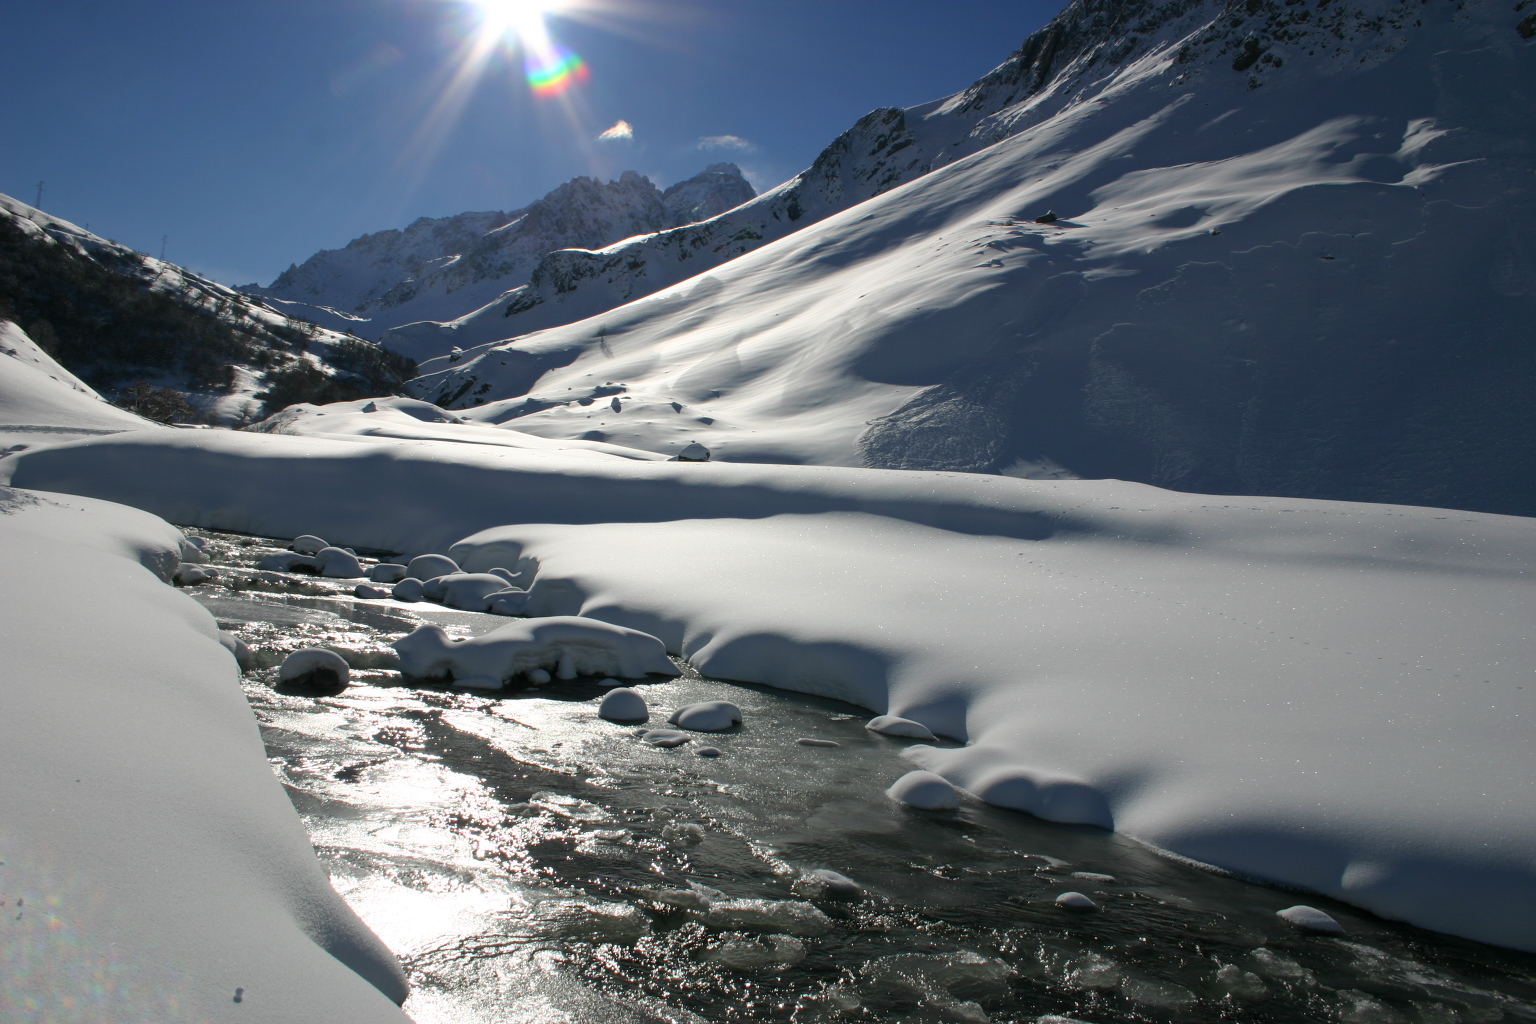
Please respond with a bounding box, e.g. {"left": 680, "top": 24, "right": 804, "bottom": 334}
{"left": 662, "top": 164, "right": 757, "bottom": 225}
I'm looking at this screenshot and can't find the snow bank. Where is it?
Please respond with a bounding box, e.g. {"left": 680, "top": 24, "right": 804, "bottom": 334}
{"left": 441, "top": 504, "right": 1536, "bottom": 952}
{"left": 0, "top": 485, "right": 408, "bottom": 1021}
{"left": 6, "top": 427, "right": 1536, "bottom": 951}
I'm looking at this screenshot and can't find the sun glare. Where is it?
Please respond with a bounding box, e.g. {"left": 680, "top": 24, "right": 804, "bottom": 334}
{"left": 474, "top": 0, "right": 558, "bottom": 51}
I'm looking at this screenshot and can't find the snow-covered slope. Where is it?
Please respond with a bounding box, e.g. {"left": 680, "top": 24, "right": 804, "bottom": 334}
{"left": 406, "top": 0, "right": 1536, "bottom": 517}
{"left": 253, "top": 164, "right": 756, "bottom": 357}
{"left": 0, "top": 319, "right": 155, "bottom": 448}
{"left": 0, "top": 193, "right": 413, "bottom": 425}
{"left": 6, "top": 427, "right": 1534, "bottom": 953}
{"left": 0, "top": 484, "right": 409, "bottom": 1020}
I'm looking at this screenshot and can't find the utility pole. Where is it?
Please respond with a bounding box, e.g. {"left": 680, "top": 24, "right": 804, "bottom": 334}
{"left": 34, "top": 181, "right": 44, "bottom": 207}
{"left": 160, "top": 235, "right": 168, "bottom": 261}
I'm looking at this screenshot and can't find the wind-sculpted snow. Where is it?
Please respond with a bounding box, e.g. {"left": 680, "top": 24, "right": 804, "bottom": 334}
{"left": 404, "top": 0, "right": 1536, "bottom": 516}
{"left": 0, "top": 486, "right": 409, "bottom": 1020}
{"left": 6, "top": 426, "right": 1535, "bottom": 951}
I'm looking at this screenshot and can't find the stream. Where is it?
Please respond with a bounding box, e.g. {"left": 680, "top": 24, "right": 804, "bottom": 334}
{"left": 182, "top": 528, "right": 1536, "bottom": 1024}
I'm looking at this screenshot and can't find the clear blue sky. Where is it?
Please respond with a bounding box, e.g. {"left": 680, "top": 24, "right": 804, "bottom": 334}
{"left": 1, "top": 1, "right": 1063, "bottom": 287}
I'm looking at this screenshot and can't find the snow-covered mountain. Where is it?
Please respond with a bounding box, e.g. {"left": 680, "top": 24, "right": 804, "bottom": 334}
{"left": 0, "top": 193, "right": 413, "bottom": 425}
{"left": 251, "top": 164, "right": 756, "bottom": 356}
{"left": 406, "top": 0, "right": 1536, "bottom": 517}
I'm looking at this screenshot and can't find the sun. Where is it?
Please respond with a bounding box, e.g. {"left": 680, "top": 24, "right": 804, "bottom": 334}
{"left": 471, "top": 0, "right": 563, "bottom": 51}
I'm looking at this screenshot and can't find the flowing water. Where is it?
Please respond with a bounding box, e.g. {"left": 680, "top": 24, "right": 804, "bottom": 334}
{"left": 183, "top": 529, "right": 1536, "bottom": 1024}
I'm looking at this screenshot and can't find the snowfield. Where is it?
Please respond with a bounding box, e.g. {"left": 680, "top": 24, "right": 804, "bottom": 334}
{"left": 0, "top": 483, "right": 409, "bottom": 1022}
{"left": 5, "top": 424, "right": 1534, "bottom": 953}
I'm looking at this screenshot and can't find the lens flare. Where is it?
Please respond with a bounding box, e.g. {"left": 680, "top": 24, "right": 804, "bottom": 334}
{"left": 525, "top": 45, "right": 589, "bottom": 96}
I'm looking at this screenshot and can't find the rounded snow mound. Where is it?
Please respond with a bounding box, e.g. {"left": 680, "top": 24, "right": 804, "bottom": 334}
{"left": 431, "top": 572, "right": 521, "bottom": 611}
{"left": 668, "top": 700, "right": 742, "bottom": 731}
{"left": 315, "top": 546, "right": 365, "bottom": 578}
{"left": 370, "top": 562, "right": 408, "bottom": 583}
{"left": 599, "top": 687, "right": 649, "bottom": 722}
{"left": 392, "top": 616, "right": 678, "bottom": 689}
{"left": 886, "top": 770, "right": 959, "bottom": 809}
{"left": 407, "top": 553, "right": 459, "bottom": 580}
{"left": 291, "top": 534, "right": 328, "bottom": 555}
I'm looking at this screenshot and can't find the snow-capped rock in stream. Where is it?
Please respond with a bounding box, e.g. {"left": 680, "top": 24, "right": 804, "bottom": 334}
{"left": 392, "top": 617, "right": 678, "bottom": 688}
{"left": 405, "top": 0, "right": 1536, "bottom": 518}
{"left": 599, "top": 687, "right": 650, "bottom": 722}
{"left": 887, "top": 770, "right": 962, "bottom": 810}
{"left": 252, "top": 164, "right": 756, "bottom": 357}
{"left": 668, "top": 700, "right": 743, "bottom": 731}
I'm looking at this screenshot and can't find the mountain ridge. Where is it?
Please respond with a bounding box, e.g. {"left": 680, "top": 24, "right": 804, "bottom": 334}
{"left": 398, "top": 0, "right": 1536, "bottom": 516}
{"left": 251, "top": 163, "right": 756, "bottom": 353}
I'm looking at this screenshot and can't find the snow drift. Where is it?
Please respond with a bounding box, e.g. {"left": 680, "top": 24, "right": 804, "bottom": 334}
{"left": 6, "top": 426, "right": 1534, "bottom": 952}
{"left": 0, "top": 484, "right": 408, "bottom": 1022}
{"left": 405, "top": 0, "right": 1536, "bottom": 517}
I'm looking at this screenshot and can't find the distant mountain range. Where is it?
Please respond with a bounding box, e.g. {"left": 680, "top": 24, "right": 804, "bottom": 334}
{"left": 246, "top": 164, "right": 757, "bottom": 359}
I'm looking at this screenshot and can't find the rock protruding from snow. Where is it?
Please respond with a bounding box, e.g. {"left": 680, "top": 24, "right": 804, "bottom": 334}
{"left": 1277, "top": 905, "right": 1344, "bottom": 934}
{"left": 668, "top": 700, "right": 741, "bottom": 731}
{"left": 887, "top": 770, "right": 960, "bottom": 809}
{"left": 392, "top": 617, "right": 677, "bottom": 689}
{"left": 675, "top": 442, "right": 711, "bottom": 463}
{"left": 292, "top": 534, "right": 328, "bottom": 555}
{"left": 599, "top": 687, "right": 649, "bottom": 722}
{"left": 865, "top": 715, "right": 937, "bottom": 740}
{"left": 278, "top": 648, "right": 351, "bottom": 691}
{"left": 354, "top": 584, "right": 391, "bottom": 600}
{"left": 406, "top": 553, "right": 459, "bottom": 579}
{"left": 1055, "top": 892, "right": 1099, "bottom": 912}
